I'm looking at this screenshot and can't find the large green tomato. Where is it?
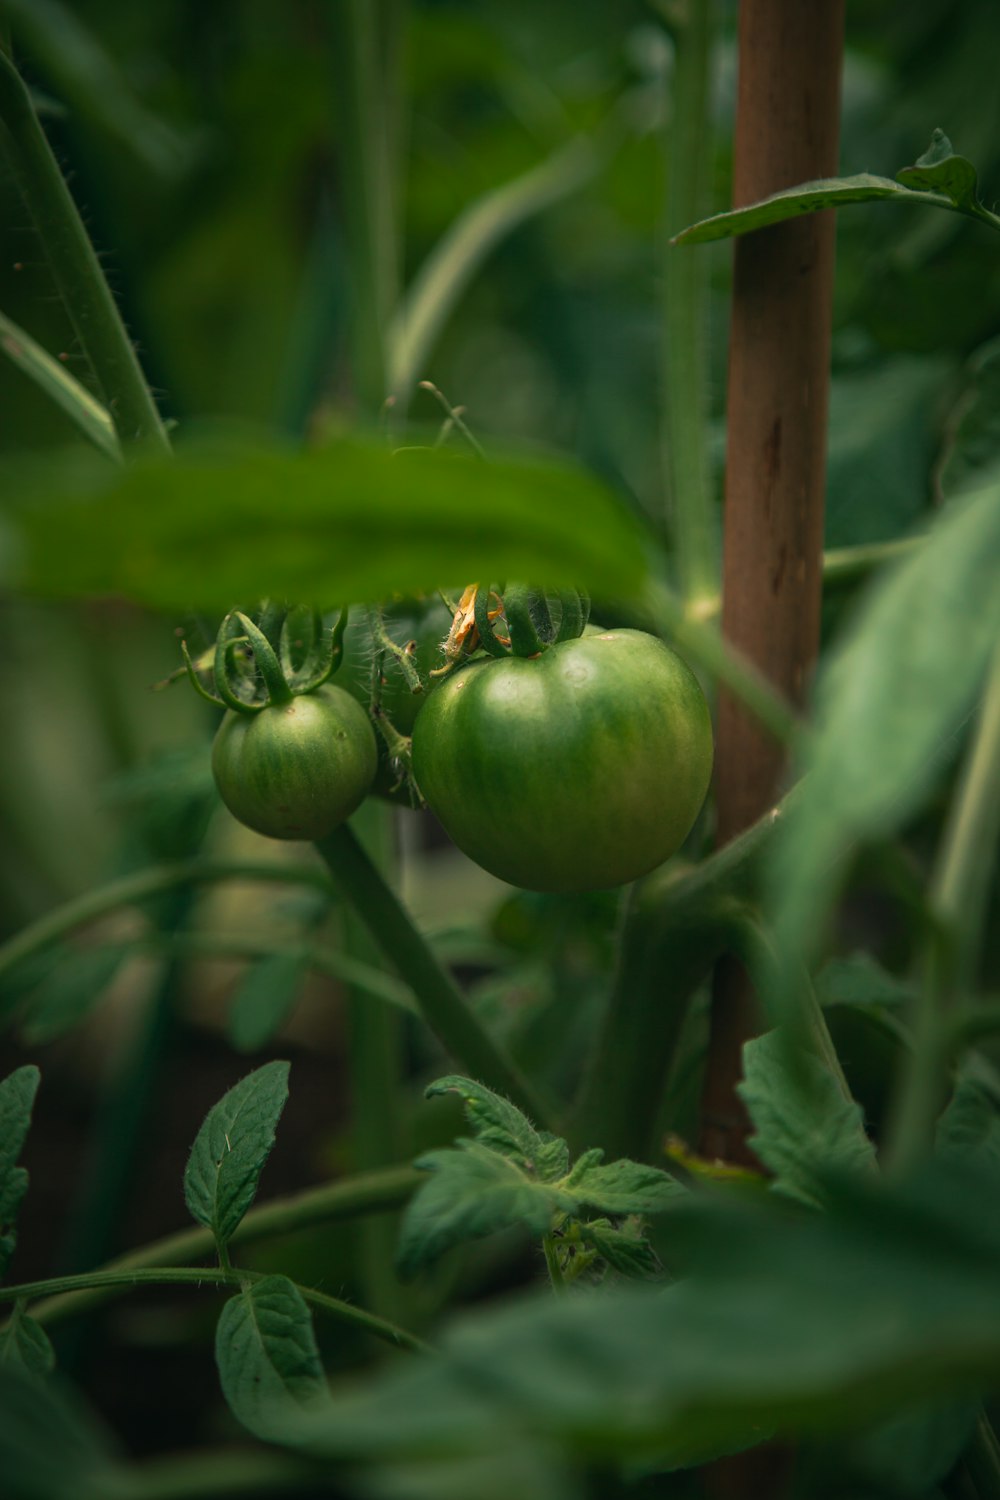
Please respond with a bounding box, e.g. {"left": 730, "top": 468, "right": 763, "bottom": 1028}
{"left": 212, "top": 684, "right": 377, "bottom": 841}
{"left": 411, "top": 629, "right": 713, "bottom": 892}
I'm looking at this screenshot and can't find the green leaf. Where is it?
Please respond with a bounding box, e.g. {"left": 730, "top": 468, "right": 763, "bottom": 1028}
{"left": 561, "top": 1150, "right": 685, "bottom": 1216}
{"left": 0, "top": 311, "right": 120, "bottom": 461}
{"left": 0, "top": 1303, "right": 55, "bottom": 1376}
{"left": 396, "top": 1141, "right": 573, "bottom": 1280}
{"left": 425, "top": 1075, "right": 568, "bottom": 1179}
{"left": 183, "top": 1061, "right": 290, "bottom": 1250}
{"left": 816, "top": 953, "right": 917, "bottom": 1011}
{"left": 2, "top": 436, "right": 649, "bottom": 611}
{"left": 215, "top": 1275, "right": 329, "bottom": 1442}
{"left": 770, "top": 475, "right": 1000, "bottom": 995}
{"left": 0, "top": 1364, "right": 119, "bottom": 1500}
{"left": 671, "top": 173, "right": 949, "bottom": 247}
{"left": 839, "top": 1398, "right": 979, "bottom": 1498}
{"left": 227, "top": 953, "right": 307, "bottom": 1054}
{"left": 937, "top": 336, "right": 1000, "bottom": 502}
{"left": 896, "top": 130, "right": 982, "bottom": 213}
{"left": 577, "top": 1219, "right": 662, "bottom": 1280}
{"left": 297, "top": 1158, "right": 1000, "bottom": 1477}
{"left": 0, "top": 1066, "right": 40, "bottom": 1279}
{"left": 737, "top": 1032, "right": 877, "bottom": 1208}
{"left": 937, "top": 1072, "right": 1000, "bottom": 1172}
{"left": 18, "top": 945, "right": 125, "bottom": 1045}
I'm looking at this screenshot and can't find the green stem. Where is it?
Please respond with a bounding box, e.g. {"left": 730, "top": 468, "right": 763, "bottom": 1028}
{"left": 315, "top": 824, "right": 549, "bottom": 1127}
{"left": 0, "top": 858, "right": 333, "bottom": 991}
{"left": 571, "top": 793, "right": 794, "bottom": 1159}
{"left": 331, "top": 0, "right": 398, "bottom": 412}
{"left": 542, "top": 1234, "right": 566, "bottom": 1294}
{"left": 887, "top": 645, "right": 1000, "bottom": 1176}
{"left": 0, "top": 1266, "right": 426, "bottom": 1354}
{"left": 822, "top": 537, "right": 919, "bottom": 588}
{"left": 26, "top": 1164, "right": 420, "bottom": 1330}
{"left": 0, "top": 49, "right": 170, "bottom": 452}
{"left": 343, "top": 802, "right": 406, "bottom": 1325}
{"left": 662, "top": 0, "right": 718, "bottom": 613}
{"left": 645, "top": 579, "right": 800, "bottom": 745}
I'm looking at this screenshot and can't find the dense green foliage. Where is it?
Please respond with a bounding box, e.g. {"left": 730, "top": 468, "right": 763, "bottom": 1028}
{"left": 1, "top": 3, "right": 999, "bottom": 1500}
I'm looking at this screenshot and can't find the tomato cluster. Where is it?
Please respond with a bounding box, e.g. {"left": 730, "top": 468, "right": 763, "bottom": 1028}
{"left": 195, "top": 594, "right": 713, "bottom": 891}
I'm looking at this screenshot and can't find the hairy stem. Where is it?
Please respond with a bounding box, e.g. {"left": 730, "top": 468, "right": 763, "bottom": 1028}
{"left": 20, "top": 1165, "right": 420, "bottom": 1329}
{"left": 0, "top": 1265, "right": 426, "bottom": 1354}
{"left": 315, "top": 824, "right": 549, "bottom": 1126}
{"left": 0, "top": 49, "right": 169, "bottom": 452}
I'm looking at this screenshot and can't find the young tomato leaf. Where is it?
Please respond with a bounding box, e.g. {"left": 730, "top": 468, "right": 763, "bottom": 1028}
{"left": 769, "top": 473, "right": 1000, "bottom": 1006}
{"left": 396, "top": 1143, "right": 576, "bottom": 1280}
{"left": 561, "top": 1150, "right": 686, "bottom": 1216}
{"left": 183, "top": 1061, "right": 290, "bottom": 1251}
{"left": 738, "top": 1032, "right": 877, "bottom": 1208}
{"left": 215, "top": 1275, "right": 329, "bottom": 1441}
{"left": 936, "top": 1072, "right": 1000, "bottom": 1171}
{"left": 399, "top": 1077, "right": 683, "bottom": 1278}
{"left": 426, "top": 1076, "right": 568, "bottom": 1179}
{"left": 227, "top": 953, "right": 307, "bottom": 1054}
{"left": 0, "top": 1065, "right": 40, "bottom": 1278}
{"left": 0, "top": 1302, "right": 55, "bottom": 1375}
{"left": 576, "top": 1219, "right": 661, "bottom": 1280}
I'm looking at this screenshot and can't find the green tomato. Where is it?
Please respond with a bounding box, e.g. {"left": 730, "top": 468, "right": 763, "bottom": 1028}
{"left": 411, "top": 629, "right": 713, "bottom": 892}
{"left": 212, "top": 684, "right": 377, "bottom": 841}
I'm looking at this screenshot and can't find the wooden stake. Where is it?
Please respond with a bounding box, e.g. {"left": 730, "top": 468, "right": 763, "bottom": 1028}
{"left": 700, "top": 0, "right": 845, "bottom": 1169}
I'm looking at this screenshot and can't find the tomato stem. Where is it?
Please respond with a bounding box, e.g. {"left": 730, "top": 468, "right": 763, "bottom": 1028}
{"left": 0, "top": 49, "right": 170, "bottom": 454}
{"left": 315, "top": 824, "right": 552, "bottom": 1127}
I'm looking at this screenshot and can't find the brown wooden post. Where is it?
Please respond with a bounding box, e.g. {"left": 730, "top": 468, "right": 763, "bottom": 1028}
{"left": 700, "top": 0, "right": 845, "bottom": 1171}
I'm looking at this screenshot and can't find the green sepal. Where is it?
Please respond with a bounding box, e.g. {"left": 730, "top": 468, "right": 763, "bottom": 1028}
{"left": 503, "top": 584, "right": 547, "bottom": 657}
{"left": 233, "top": 612, "right": 294, "bottom": 706}
{"left": 474, "top": 584, "right": 510, "bottom": 658}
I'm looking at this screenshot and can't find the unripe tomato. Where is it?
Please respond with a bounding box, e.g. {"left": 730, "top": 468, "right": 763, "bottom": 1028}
{"left": 411, "top": 629, "right": 713, "bottom": 892}
{"left": 212, "top": 684, "right": 377, "bottom": 841}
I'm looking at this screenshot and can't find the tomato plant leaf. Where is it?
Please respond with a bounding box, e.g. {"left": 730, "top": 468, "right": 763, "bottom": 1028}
{"left": 215, "top": 1275, "right": 329, "bottom": 1441}
{"left": 0, "top": 1065, "right": 40, "bottom": 1279}
{"left": 561, "top": 1150, "right": 686, "bottom": 1215}
{"left": 769, "top": 473, "right": 1000, "bottom": 1009}
{"left": 671, "top": 174, "right": 948, "bottom": 247}
{"left": 936, "top": 1072, "right": 1000, "bottom": 1172}
{"left": 895, "top": 129, "right": 982, "bottom": 213}
{"left": 0, "top": 310, "right": 120, "bottom": 462}
{"left": 0, "top": 1364, "right": 121, "bottom": 1500}
{"left": 815, "top": 953, "right": 917, "bottom": 1011}
{"left": 738, "top": 1032, "right": 877, "bottom": 1208}
{"left": 396, "top": 1142, "right": 574, "bottom": 1280}
{"left": 183, "top": 1060, "right": 290, "bottom": 1250}
{"left": 577, "top": 1219, "right": 662, "bottom": 1280}
{"left": 1, "top": 435, "right": 650, "bottom": 610}
{"left": 227, "top": 953, "right": 307, "bottom": 1054}
{"left": 425, "top": 1075, "right": 569, "bottom": 1179}
{"left": 296, "top": 1158, "right": 1000, "bottom": 1477}
{"left": 837, "top": 1397, "right": 979, "bottom": 1497}
{"left": 672, "top": 133, "right": 1000, "bottom": 248}
{"left": 0, "top": 1302, "right": 55, "bottom": 1376}
{"left": 18, "top": 944, "right": 126, "bottom": 1045}
{"left": 936, "top": 335, "right": 1000, "bottom": 502}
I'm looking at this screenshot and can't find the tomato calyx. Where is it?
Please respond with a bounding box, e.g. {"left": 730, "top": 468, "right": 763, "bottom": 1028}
{"left": 433, "top": 582, "right": 592, "bottom": 680}
{"left": 182, "top": 603, "right": 348, "bottom": 715}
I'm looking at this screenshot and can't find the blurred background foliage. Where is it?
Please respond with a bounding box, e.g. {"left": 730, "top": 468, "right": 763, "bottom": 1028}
{"left": 2, "top": 0, "right": 1000, "bottom": 1471}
